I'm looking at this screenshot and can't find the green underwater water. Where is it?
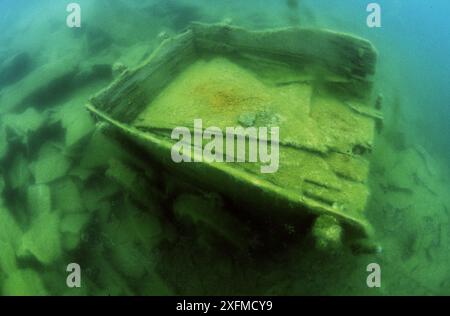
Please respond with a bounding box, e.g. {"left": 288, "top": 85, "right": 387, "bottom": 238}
{"left": 0, "top": 0, "right": 449, "bottom": 296}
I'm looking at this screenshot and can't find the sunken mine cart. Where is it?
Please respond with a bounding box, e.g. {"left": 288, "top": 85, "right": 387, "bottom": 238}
{"left": 86, "top": 23, "right": 382, "bottom": 253}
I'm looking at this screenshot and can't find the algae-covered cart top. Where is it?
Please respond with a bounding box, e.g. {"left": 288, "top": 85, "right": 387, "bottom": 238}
{"left": 87, "top": 23, "right": 381, "bottom": 241}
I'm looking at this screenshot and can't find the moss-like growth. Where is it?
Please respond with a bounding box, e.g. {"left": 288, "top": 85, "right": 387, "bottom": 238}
{"left": 312, "top": 215, "right": 343, "bottom": 252}
{"left": 32, "top": 143, "right": 70, "bottom": 184}
{"left": 79, "top": 129, "right": 130, "bottom": 170}
{"left": 9, "top": 153, "right": 31, "bottom": 190}
{"left": 59, "top": 212, "right": 91, "bottom": 251}
{"left": 27, "top": 184, "right": 51, "bottom": 215}
{"left": 0, "top": 206, "right": 22, "bottom": 246}
{"left": 19, "top": 211, "right": 61, "bottom": 265}
{"left": 3, "top": 108, "right": 46, "bottom": 144}
{"left": 2, "top": 269, "right": 47, "bottom": 296}
{"left": 55, "top": 103, "right": 95, "bottom": 148}
{"left": 52, "top": 179, "right": 84, "bottom": 213}
{"left": 0, "top": 241, "right": 17, "bottom": 276}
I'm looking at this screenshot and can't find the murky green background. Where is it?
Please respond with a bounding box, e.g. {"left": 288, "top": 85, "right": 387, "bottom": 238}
{"left": 0, "top": 0, "right": 449, "bottom": 295}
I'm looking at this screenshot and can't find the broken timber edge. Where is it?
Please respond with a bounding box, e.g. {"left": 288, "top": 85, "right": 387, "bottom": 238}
{"left": 89, "top": 22, "right": 378, "bottom": 124}
{"left": 86, "top": 22, "right": 377, "bottom": 241}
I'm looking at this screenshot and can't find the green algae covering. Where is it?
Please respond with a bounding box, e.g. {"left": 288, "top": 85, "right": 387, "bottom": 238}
{"left": 87, "top": 23, "right": 381, "bottom": 245}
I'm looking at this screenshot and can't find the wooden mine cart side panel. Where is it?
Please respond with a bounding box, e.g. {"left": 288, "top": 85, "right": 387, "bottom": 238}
{"left": 191, "top": 22, "right": 378, "bottom": 99}
{"left": 86, "top": 23, "right": 380, "bottom": 242}
{"left": 90, "top": 30, "right": 196, "bottom": 124}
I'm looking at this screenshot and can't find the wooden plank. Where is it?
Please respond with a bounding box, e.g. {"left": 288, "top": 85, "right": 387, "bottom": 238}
{"left": 90, "top": 30, "right": 196, "bottom": 123}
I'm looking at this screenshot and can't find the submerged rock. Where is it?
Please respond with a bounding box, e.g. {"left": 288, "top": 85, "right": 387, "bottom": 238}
{"left": 19, "top": 211, "right": 62, "bottom": 265}
{"left": 0, "top": 206, "right": 22, "bottom": 246}
{"left": 103, "top": 206, "right": 163, "bottom": 279}
{"left": 60, "top": 212, "right": 91, "bottom": 251}
{"left": 2, "top": 269, "right": 47, "bottom": 296}
{"left": 82, "top": 177, "right": 120, "bottom": 213}
{"left": 9, "top": 153, "right": 31, "bottom": 190}
{"left": 61, "top": 233, "right": 82, "bottom": 252}
{"left": 3, "top": 108, "right": 46, "bottom": 144}
{"left": 110, "top": 243, "right": 150, "bottom": 280}
{"left": 60, "top": 213, "right": 91, "bottom": 235}
{"left": 0, "top": 206, "right": 22, "bottom": 277}
{"left": 0, "top": 57, "right": 79, "bottom": 114}
{"left": 59, "top": 104, "right": 95, "bottom": 149}
{"left": 106, "top": 206, "right": 163, "bottom": 249}
{"left": 51, "top": 178, "right": 84, "bottom": 214}
{"left": 32, "top": 143, "right": 71, "bottom": 184}
{"left": 68, "top": 165, "right": 95, "bottom": 182}
{"left": 79, "top": 129, "right": 129, "bottom": 170}
{"left": 106, "top": 159, "right": 136, "bottom": 190}
{"left": 26, "top": 184, "right": 51, "bottom": 215}
{"left": 106, "top": 158, "right": 157, "bottom": 207}
{"left": 0, "top": 241, "right": 17, "bottom": 276}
